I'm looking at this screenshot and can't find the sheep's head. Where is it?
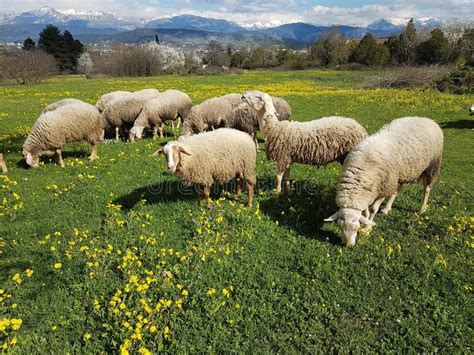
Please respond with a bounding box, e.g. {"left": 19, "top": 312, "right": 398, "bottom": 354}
{"left": 241, "top": 90, "right": 272, "bottom": 112}
{"left": 324, "top": 208, "right": 376, "bottom": 247}
{"left": 470, "top": 105, "right": 474, "bottom": 116}
{"left": 152, "top": 142, "right": 191, "bottom": 173}
{"left": 129, "top": 126, "right": 144, "bottom": 142}
{"left": 22, "top": 149, "right": 39, "bottom": 168}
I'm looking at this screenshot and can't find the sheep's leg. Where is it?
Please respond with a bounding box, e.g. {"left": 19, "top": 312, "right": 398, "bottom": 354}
{"left": 115, "top": 127, "right": 120, "bottom": 141}
{"left": 283, "top": 166, "right": 291, "bottom": 193}
{"left": 100, "top": 129, "right": 105, "bottom": 141}
{"left": 55, "top": 149, "right": 65, "bottom": 168}
{"left": 0, "top": 154, "right": 7, "bottom": 174}
{"left": 421, "top": 176, "right": 433, "bottom": 213}
{"left": 152, "top": 126, "right": 158, "bottom": 140}
{"left": 362, "top": 208, "right": 370, "bottom": 218}
{"left": 369, "top": 197, "right": 385, "bottom": 221}
{"left": 176, "top": 117, "right": 181, "bottom": 129}
{"left": 247, "top": 181, "right": 254, "bottom": 208}
{"left": 275, "top": 170, "right": 284, "bottom": 194}
{"left": 89, "top": 143, "right": 98, "bottom": 161}
{"left": 196, "top": 185, "right": 202, "bottom": 206}
{"left": 235, "top": 175, "right": 242, "bottom": 196}
{"left": 204, "top": 185, "right": 211, "bottom": 210}
{"left": 171, "top": 120, "right": 175, "bottom": 132}
{"left": 381, "top": 186, "right": 400, "bottom": 215}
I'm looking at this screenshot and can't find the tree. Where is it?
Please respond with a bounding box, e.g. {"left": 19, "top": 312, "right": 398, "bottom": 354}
{"left": 1, "top": 49, "right": 57, "bottom": 84}
{"left": 350, "top": 33, "right": 389, "bottom": 66}
{"left": 63, "top": 30, "right": 84, "bottom": 70}
{"left": 22, "top": 37, "right": 36, "bottom": 51}
{"left": 416, "top": 29, "right": 450, "bottom": 64}
{"left": 398, "top": 18, "right": 417, "bottom": 65}
{"left": 38, "top": 25, "right": 84, "bottom": 72}
{"left": 78, "top": 52, "right": 93, "bottom": 75}
{"left": 308, "top": 30, "right": 350, "bottom": 67}
{"left": 384, "top": 35, "right": 400, "bottom": 64}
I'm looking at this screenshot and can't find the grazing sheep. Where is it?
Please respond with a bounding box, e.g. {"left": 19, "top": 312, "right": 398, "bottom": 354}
{"left": 470, "top": 104, "right": 474, "bottom": 116}
{"left": 0, "top": 154, "right": 7, "bottom": 173}
{"left": 129, "top": 89, "right": 192, "bottom": 141}
{"left": 180, "top": 93, "right": 241, "bottom": 137}
{"left": 153, "top": 128, "right": 256, "bottom": 209}
{"left": 242, "top": 90, "right": 367, "bottom": 193}
{"left": 22, "top": 100, "right": 104, "bottom": 168}
{"left": 95, "top": 91, "right": 131, "bottom": 113}
{"left": 225, "top": 96, "right": 292, "bottom": 146}
{"left": 102, "top": 89, "right": 160, "bottom": 140}
{"left": 324, "top": 117, "right": 444, "bottom": 246}
{"left": 43, "top": 99, "right": 83, "bottom": 113}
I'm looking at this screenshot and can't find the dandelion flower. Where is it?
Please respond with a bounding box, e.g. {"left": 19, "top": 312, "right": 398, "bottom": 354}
{"left": 54, "top": 263, "right": 62, "bottom": 269}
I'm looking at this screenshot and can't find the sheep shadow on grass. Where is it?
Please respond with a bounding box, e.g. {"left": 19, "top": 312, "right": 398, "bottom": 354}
{"left": 258, "top": 179, "right": 341, "bottom": 245}
{"left": 440, "top": 120, "right": 474, "bottom": 129}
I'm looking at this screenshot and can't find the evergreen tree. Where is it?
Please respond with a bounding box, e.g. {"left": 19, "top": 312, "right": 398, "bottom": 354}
{"left": 38, "top": 25, "right": 83, "bottom": 72}
{"left": 384, "top": 35, "right": 400, "bottom": 64}
{"left": 398, "top": 18, "right": 417, "bottom": 64}
{"left": 350, "top": 33, "right": 389, "bottom": 66}
{"left": 416, "top": 29, "right": 450, "bottom": 64}
{"left": 22, "top": 37, "right": 36, "bottom": 51}
{"left": 63, "top": 30, "right": 84, "bottom": 70}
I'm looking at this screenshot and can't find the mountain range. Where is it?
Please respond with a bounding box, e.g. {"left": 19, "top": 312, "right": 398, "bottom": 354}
{"left": 0, "top": 6, "right": 443, "bottom": 47}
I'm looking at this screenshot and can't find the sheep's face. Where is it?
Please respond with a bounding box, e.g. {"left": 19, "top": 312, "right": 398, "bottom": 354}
{"left": 129, "top": 126, "right": 144, "bottom": 142}
{"left": 470, "top": 105, "right": 474, "bottom": 116}
{"left": 22, "top": 150, "right": 39, "bottom": 168}
{"left": 324, "top": 208, "right": 375, "bottom": 246}
{"left": 152, "top": 143, "right": 191, "bottom": 173}
{"left": 242, "top": 91, "right": 268, "bottom": 112}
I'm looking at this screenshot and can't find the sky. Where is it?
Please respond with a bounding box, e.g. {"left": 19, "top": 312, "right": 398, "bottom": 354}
{"left": 1, "top": 0, "right": 472, "bottom": 26}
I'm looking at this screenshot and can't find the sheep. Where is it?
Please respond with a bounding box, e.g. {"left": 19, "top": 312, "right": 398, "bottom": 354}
{"left": 0, "top": 154, "right": 7, "bottom": 174}
{"left": 470, "top": 104, "right": 474, "bottom": 116}
{"left": 102, "top": 89, "right": 160, "bottom": 141}
{"left": 224, "top": 96, "right": 292, "bottom": 146}
{"left": 180, "top": 93, "right": 241, "bottom": 137}
{"left": 95, "top": 91, "right": 131, "bottom": 113}
{"left": 43, "top": 99, "right": 83, "bottom": 113}
{"left": 152, "top": 128, "right": 256, "bottom": 209}
{"left": 324, "top": 117, "right": 444, "bottom": 247}
{"left": 22, "top": 100, "right": 104, "bottom": 168}
{"left": 242, "top": 90, "right": 367, "bottom": 193}
{"left": 129, "top": 89, "right": 192, "bottom": 141}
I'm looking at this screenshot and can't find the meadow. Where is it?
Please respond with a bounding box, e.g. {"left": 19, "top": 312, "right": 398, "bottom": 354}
{"left": 0, "top": 70, "right": 472, "bottom": 353}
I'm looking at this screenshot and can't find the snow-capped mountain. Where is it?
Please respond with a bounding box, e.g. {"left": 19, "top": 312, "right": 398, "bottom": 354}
{"left": 0, "top": 7, "right": 445, "bottom": 44}
{"left": 0, "top": 6, "right": 146, "bottom": 30}
{"left": 368, "top": 17, "right": 443, "bottom": 31}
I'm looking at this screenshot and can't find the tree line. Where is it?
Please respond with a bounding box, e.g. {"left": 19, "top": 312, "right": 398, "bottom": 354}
{"left": 207, "top": 19, "right": 473, "bottom": 70}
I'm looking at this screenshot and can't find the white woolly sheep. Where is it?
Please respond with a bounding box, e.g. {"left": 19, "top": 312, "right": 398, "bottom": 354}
{"left": 180, "top": 93, "right": 241, "bottom": 137}
{"left": 153, "top": 128, "right": 257, "bottom": 209}
{"left": 43, "top": 99, "right": 83, "bottom": 113}
{"left": 102, "top": 89, "right": 160, "bottom": 140}
{"left": 22, "top": 100, "right": 104, "bottom": 168}
{"left": 95, "top": 91, "right": 131, "bottom": 113}
{"left": 242, "top": 90, "right": 367, "bottom": 193}
{"left": 0, "top": 154, "right": 7, "bottom": 174}
{"left": 224, "top": 96, "right": 292, "bottom": 146}
{"left": 129, "top": 89, "right": 192, "bottom": 141}
{"left": 324, "top": 116, "right": 444, "bottom": 247}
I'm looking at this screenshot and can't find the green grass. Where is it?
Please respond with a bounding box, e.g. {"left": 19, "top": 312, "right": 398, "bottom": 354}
{"left": 0, "top": 70, "right": 473, "bottom": 353}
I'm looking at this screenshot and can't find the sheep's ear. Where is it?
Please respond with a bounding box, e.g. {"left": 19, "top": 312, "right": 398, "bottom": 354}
{"left": 179, "top": 146, "right": 192, "bottom": 156}
{"left": 152, "top": 147, "right": 165, "bottom": 157}
{"left": 324, "top": 211, "right": 339, "bottom": 222}
{"left": 360, "top": 215, "right": 376, "bottom": 227}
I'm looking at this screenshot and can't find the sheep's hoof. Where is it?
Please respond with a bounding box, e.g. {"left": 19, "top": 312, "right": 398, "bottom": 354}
{"left": 381, "top": 207, "right": 390, "bottom": 215}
